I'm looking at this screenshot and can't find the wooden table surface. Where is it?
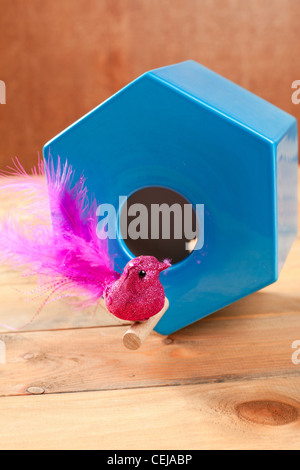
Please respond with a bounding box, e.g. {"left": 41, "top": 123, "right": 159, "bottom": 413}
{"left": 0, "top": 173, "right": 299, "bottom": 450}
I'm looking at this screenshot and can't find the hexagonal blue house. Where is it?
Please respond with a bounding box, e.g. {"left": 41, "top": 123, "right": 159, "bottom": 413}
{"left": 44, "top": 60, "right": 298, "bottom": 335}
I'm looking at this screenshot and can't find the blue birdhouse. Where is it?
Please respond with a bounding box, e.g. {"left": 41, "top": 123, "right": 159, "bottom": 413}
{"left": 44, "top": 60, "right": 298, "bottom": 335}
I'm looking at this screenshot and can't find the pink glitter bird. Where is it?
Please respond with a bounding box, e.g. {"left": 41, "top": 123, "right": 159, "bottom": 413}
{"left": 104, "top": 256, "right": 171, "bottom": 321}
{"left": 0, "top": 157, "right": 171, "bottom": 323}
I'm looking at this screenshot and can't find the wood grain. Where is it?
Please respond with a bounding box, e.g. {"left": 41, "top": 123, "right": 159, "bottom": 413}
{"left": 0, "top": 0, "right": 300, "bottom": 170}
{"left": 0, "top": 376, "right": 299, "bottom": 450}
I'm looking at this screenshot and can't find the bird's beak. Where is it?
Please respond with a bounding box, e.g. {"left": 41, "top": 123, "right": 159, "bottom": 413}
{"left": 158, "top": 259, "right": 171, "bottom": 272}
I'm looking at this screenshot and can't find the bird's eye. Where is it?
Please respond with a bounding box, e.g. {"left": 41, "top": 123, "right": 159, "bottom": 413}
{"left": 139, "top": 270, "right": 146, "bottom": 279}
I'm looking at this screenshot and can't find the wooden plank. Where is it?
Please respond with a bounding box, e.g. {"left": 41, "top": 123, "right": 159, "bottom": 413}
{"left": 0, "top": 376, "right": 299, "bottom": 450}
{"left": 0, "top": 310, "right": 298, "bottom": 397}
{"left": 0, "top": 237, "right": 299, "bottom": 397}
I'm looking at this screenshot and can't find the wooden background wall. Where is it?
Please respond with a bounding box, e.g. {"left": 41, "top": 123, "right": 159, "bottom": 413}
{"left": 0, "top": 0, "right": 300, "bottom": 170}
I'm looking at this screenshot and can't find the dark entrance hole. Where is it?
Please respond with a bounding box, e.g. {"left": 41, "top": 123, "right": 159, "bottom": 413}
{"left": 120, "top": 187, "right": 198, "bottom": 264}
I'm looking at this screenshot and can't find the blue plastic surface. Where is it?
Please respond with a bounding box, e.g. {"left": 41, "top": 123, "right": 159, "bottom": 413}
{"left": 43, "top": 60, "right": 298, "bottom": 335}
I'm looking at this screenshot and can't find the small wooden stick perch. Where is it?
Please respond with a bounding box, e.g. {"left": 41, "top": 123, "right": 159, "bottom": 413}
{"left": 123, "top": 297, "right": 169, "bottom": 350}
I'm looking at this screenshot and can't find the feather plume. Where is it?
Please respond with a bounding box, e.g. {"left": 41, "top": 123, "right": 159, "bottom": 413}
{"left": 0, "top": 156, "right": 119, "bottom": 310}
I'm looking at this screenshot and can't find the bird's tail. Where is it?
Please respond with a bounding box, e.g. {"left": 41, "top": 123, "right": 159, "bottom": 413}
{"left": 0, "top": 156, "right": 119, "bottom": 312}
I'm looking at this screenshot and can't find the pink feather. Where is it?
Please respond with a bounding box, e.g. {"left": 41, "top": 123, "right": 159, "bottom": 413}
{"left": 0, "top": 156, "right": 119, "bottom": 310}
